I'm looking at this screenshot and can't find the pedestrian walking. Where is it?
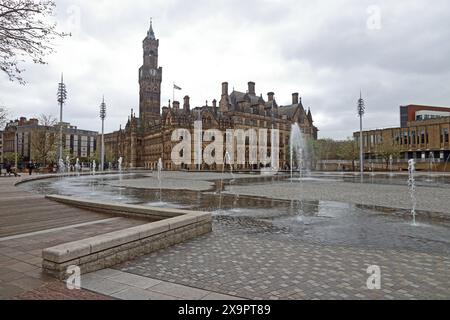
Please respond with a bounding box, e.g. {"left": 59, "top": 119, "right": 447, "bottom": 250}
{"left": 28, "top": 161, "right": 34, "bottom": 176}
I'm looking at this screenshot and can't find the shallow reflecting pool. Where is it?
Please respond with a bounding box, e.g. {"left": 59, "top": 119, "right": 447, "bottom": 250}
{"left": 19, "top": 173, "right": 450, "bottom": 255}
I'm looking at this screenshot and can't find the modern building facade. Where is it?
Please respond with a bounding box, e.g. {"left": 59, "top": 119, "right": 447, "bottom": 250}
{"left": 354, "top": 106, "right": 450, "bottom": 169}
{"left": 2, "top": 117, "right": 98, "bottom": 164}
{"left": 400, "top": 105, "right": 450, "bottom": 128}
{"left": 105, "top": 22, "right": 318, "bottom": 171}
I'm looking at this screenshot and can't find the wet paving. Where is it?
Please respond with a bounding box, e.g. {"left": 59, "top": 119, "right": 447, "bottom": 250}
{"left": 19, "top": 172, "right": 450, "bottom": 299}
{"left": 20, "top": 173, "right": 450, "bottom": 255}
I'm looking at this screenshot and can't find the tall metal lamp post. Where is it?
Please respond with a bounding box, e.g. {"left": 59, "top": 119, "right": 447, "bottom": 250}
{"left": 14, "top": 127, "right": 18, "bottom": 170}
{"left": 57, "top": 74, "right": 68, "bottom": 163}
{"left": 358, "top": 91, "right": 365, "bottom": 175}
{"left": 100, "top": 96, "right": 106, "bottom": 172}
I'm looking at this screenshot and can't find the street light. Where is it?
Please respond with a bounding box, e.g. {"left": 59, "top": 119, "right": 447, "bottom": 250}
{"left": 100, "top": 96, "right": 106, "bottom": 171}
{"left": 57, "top": 74, "right": 68, "bottom": 163}
{"left": 358, "top": 91, "right": 366, "bottom": 175}
{"left": 14, "top": 127, "right": 18, "bottom": 170}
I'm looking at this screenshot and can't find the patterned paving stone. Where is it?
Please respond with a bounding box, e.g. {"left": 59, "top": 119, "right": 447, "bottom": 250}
{"left": 0, "top": 177, "right": 149, "bottom": 299}
{"left": 116, "top": 216, "right": 450, "bottom": 300}
{"left": 81, "top": 278, "right": 132, "bottom": 296}
{"left": 150, "top": 282, "right": 211, "bottom": 300}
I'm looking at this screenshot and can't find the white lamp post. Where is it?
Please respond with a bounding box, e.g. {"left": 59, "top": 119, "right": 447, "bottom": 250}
{"left": 358, "top": 91, "right": 366, "bottom": 175}
{"left": 57, "top": 74, "right": 67, "bottom": 164}
{"left": 100, "top": 96, "right": 106, "bottom": 172}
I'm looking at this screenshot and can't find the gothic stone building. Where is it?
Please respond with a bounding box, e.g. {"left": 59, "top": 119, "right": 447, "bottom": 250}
{"left": 105, "top": 22, "right": 318, "bottom": 171}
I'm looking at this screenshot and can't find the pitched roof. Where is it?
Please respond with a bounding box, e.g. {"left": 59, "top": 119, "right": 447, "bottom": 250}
{"left": 230, "top": 91, "right": 264, "bottom": 107}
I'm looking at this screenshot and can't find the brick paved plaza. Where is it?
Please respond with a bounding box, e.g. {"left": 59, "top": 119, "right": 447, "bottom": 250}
{"left": 1, "top": 172, "right": 450, "bottom": 300}
{"left": 116, "top": 215, "right": 449, "bottom": 300}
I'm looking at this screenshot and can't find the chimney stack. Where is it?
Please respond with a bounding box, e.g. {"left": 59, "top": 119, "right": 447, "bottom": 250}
{"left": 248, "top": 82, "right": 256, "bottom": 95}
{"left": 183, "top": 96, "right": 190, "bottom": 111}
{"left": 268, "top": 92, "right": 275, "bottom": 101}
{"left": 292, "top": 93, "right": 299, "bottom": 105}
{"left": 173, "top": 101, "right": 180, "bottom": 109}
{"left": 222, "top": 82, "right": 229, "bottom": 96}
{"left": 212, "top": 99, "right": 217, "bottom": 108}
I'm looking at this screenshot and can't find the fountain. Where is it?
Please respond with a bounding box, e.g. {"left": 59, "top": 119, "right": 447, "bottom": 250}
{"left": 218, "top": 151, "right": 237, "bottom": 213}
{"left": 118, "top": 157, "right": 123, "bottom": 173}
{"left": 224, "top": 151, "right": 235, "bottom": 182}
{"left": 443, "top": 154, "right": 450, "bottom": 172}
{"left": 290, "top": 123, "right": 309, "bottom": 180}
{"left": 58, "top": 158, "right": 66, "bottom": 174}
{"left": 75, "top": 158, "right": 81, "bottom": 175}
{"left": 427, "top": 152, "right": 436, "bottom": 182}
{"left": 66, "top": 156, "right": 71, "bottom": 173}
{"left": 408, "top": 159, "right": 417, "bottom": 226}
{"left": 92, "top": 160, "right": 96, "bottom": 175}
{"left": 389, "top": 155, "right": 394, "bottom": 176}
{"left": 157, "top": 158, "right": 163, "bottom": 204}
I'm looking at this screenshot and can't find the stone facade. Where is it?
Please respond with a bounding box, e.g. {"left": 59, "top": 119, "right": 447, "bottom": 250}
{"left": 2, "top": 117, "right": 98, "bottom": 163}
{"left": 105, "top": 22, "right": 318, "bottom": 170}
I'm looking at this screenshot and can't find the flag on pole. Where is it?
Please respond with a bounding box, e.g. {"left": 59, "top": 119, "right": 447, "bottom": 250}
{"left": 174, "top": 84, "right": 182, "bottom": 90}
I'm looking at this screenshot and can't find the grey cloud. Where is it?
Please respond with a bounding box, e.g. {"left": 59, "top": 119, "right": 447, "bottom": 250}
{"left": 1, "top": 0, "right": 449, "bottom": 139}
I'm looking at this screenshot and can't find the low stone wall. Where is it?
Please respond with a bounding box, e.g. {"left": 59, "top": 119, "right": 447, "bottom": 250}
{"left": 41, "top": 197, "right": 212, "bottom": 280}
{"left": 46, "top": 195, "right": 194, "bottom": 221}
{"left": 13, "top": 171, "right": 150, "bottom": 187}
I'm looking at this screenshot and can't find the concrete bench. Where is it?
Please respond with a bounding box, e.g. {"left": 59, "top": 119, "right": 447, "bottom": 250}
{"left": 42, "top": 198, "right": 212, "bottom": 280}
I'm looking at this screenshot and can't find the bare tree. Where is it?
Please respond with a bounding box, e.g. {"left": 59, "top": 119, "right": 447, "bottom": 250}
{"left": 376, "top": 142, "right": 400, "bottom": 170}
{"left": 30, "top": 114, "right": 57, "bottom": 166}
{"left": 0, "top": 106, "right": 7, "bottom": 129}
{"left": 0, "top": 0, "right": 68, "bottom": 84}
{"left": 336, "top": 138, "right": 360, "bottom": 171}
{"left": 39, "top": 113, "right": 57, "bottom": 126}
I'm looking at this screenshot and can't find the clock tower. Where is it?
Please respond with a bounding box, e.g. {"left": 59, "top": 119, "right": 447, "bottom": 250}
{"left": 139, "top": 19, "right": 162, "bottom": 128}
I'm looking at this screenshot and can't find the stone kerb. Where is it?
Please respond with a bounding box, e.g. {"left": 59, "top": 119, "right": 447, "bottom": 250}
{"left": 45, "top": 195, "right": 195, "bottom": 220}
{"left": 41, "top": 198, "right": 212, "bottom": 280}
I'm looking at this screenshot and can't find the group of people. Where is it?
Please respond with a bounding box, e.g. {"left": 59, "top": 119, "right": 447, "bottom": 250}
{"left": 1, "top": 162, "right": 21, "bottom": 177}
{"left": 1, "top": 161, "right": 37, "bottom": 177}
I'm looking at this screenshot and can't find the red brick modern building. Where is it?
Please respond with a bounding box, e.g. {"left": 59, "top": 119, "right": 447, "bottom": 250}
{"left": 400, "top": 105, "right": 450, "bottom": 128}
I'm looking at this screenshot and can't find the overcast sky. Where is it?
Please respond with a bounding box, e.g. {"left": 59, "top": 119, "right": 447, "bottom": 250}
{"left": 1, "top": 0, "right": 449, "bottom": 139}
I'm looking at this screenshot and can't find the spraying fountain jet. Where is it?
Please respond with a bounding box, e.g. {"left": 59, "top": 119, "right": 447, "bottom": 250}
{"left": 444, "top": 154, "right": 450, "bottom": 172}
{"left": 58, "top": 158, "right": 66, "bottom": 174}
{"left": 75, "top": 158, "right": 81, "bottom": 175}
{"left": 118, "top": 157, "right": 123, "bottom": 173}
{"left": 66, "top": 156, "right": 71, "bottom": 174}
{"left": 157, "top": 158, "right": 163, "bottom": 204}
{"left": 290, "top": 123, "right": 309, "bottom": 181}
{"left": 225, "top": 151, "right": 235, "bottom": 182}
{"left": 428, "top": 152, "right": 436, "bottom": 182}
{"left": 389, "top": 155, "right": 394, "bottom": 176}
{"left": 92, "top": 160, "right": 96, "bottom": 175}
{"left": 408, "top": 159, "right": 417, "bottom": 226}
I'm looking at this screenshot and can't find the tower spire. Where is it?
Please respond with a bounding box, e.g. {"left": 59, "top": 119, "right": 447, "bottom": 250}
{"left": 147, "top": 18, "right": 155, "bottom": 39}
